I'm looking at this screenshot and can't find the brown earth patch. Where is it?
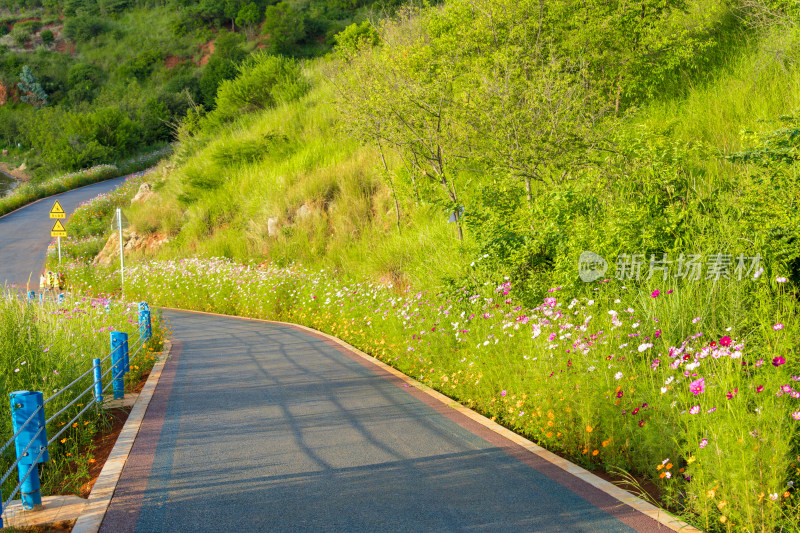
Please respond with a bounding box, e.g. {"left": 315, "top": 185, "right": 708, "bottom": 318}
{"left": 196, "top": 39, "right": 215, "bottom": 66}
{"left": 55, "top": 41, "right": 76, "bottom": 55}
{"left": 0, "top": 81, "right": 20, "bottom": 106}
{"left": 164, "top": 55, "right": 182, "bottom": 69}
{"left": 0, "top": 162, "right": 31, "bottom": 182}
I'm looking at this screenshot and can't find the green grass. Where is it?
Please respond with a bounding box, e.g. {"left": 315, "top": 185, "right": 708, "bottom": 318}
{"left": 0, "top": 291, "right": 164, "bottom": 499}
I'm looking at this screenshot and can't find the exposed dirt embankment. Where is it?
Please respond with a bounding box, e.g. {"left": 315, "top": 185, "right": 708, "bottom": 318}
{"left": 0, "top": 162, "right": 32, "bottom": 182}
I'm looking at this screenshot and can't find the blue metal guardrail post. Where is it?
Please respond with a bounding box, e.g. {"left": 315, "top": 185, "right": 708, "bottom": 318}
{"left": 27, "top": 291, "right": 34, "bottom": 301}
{"left": 38, "top": 293, "right": 43, "bottom": 305}
{"left": 123, "top": 333, "right": 130, "bottom": 373}
{"left": 138, "top": 303, "right": 151, "bottom": 342}
{"left": 93, "top": 358, "right": 103, "bottom": 405}
{"left": 110, "top": 332, "right": 126, "bottom": 400}
{"left": 58, "top": 293, "right": 64, "bottom": 305}
{"left": 9, "top": 391, "right": 49, "bottom": 510}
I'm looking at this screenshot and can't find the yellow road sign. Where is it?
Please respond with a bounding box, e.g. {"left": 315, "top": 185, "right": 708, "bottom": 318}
{"left": 49, "top": 200, "right": 66, "bottom": 219}
{"left": 51, "top": 220, "right": 67, "bottom": 238}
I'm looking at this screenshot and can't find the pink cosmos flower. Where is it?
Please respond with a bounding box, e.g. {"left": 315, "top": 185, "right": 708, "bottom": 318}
{"left": 689, "top": 405, "right": 700, "bottom": 414}
{"left": 757, "top": 385, "right": 765, "bottom": 393}
{"left": 651, "top": 290, "right": 660, "bottom": 298}
{"left": 689, "top": 378, "right": 705, "bottom": 395}
{"left": 774, "top": 323, "right": 784, "bottom": 331}
{"left": 777, "top": 277, "right": 788, "bottom": 283}
{"left": 500, "top": 390, "right": 507, "bottom": 397}
{"left": 699, "top": 438, "right": 708, "bottom": 448}
{"left": 773, "top": 356, "right": 787, "bottom": 367}
{"left": 719, "top": 336, "right": 732, "bottom": 347}
{"left": 792, "top": 411, "right": 800, "bottom": 421}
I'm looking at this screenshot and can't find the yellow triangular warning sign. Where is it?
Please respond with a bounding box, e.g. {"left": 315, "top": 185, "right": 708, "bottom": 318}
{"left": 51, "top": 220, "right": 67, "bottom": 237}
{"left": 50, "top": 200, "right": 66, "bottom": 219}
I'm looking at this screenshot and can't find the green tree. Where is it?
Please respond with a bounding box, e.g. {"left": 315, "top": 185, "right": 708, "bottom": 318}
{"left": 262, "top": 1, "right": 307, "bottom": 54}
{"left": 235, "top": 2, "right": 261, "bottom": 39}
{"left": 198, "top": 30, "right": 247, "bottom": 107}
{"left": 18, "top": 65, "right": 47, "bottom": 108}
{"left": 334, "top": 20, "right": 379, "bottom": 53}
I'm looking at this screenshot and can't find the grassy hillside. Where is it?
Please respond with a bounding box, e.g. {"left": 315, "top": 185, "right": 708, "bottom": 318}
{"left": 0, "top": 0, "right": 397, "bottom": 179}
{"left": 57, "top": 0, "right": 800, "bottom": 530}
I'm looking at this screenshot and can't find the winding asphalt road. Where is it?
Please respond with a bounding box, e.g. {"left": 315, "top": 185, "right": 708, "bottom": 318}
{"left": 0, "top": 180, "right": 677, "bottom": 532}
{"left": 0, "top": 175, "right": 128, "bottom": 287}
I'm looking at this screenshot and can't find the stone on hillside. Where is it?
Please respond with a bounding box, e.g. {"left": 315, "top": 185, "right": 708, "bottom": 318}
{"left": 93, "top": 231, "right": 123, "bottom": 267}
{"left": 93, "top": 229, "right": 169, "bottom": 266}
{"left": 296, "top": 204, "right": 312, "bottom": 220}
{"left": 132, "top": 182, "right": 154, "bottom": 204}
{"left": 267, "top": 217, "right": 280, "bottom": 237}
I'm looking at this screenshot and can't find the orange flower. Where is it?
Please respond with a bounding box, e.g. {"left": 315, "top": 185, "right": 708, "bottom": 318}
{"left": 586, "top": 426, "right": 593, "bottom": 433}
{"left": 592, "top": 450, "right": 599, "bottom": 456}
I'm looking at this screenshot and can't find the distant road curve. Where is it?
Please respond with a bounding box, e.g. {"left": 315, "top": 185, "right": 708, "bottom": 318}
{"left": 0, "top": 174, "right": 130, "bottom": 287}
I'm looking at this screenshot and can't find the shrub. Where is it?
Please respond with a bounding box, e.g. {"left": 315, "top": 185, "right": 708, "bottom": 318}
{"left": 213, "top": 52, "right": 308, "bottom": 121}
{"left": 63, "top": 15, "right": 110, "bottom": 42}
{"left": 40, "top": 29, "right": 54, "bottom": 45}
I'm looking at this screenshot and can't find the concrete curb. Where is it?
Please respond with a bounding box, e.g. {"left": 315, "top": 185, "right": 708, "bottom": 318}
{"left": 71, "top": 340, "right": 173, "bottom": 533}
{"left": 157, "top": 306, "right": 702, "bottom": 533}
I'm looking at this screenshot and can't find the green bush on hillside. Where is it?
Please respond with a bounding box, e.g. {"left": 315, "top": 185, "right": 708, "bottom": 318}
{"left": 63, "top": 15, "right": 111, "bottom": 42}
{"left": 213, "top": 52, "right": 308, "bottom": 121}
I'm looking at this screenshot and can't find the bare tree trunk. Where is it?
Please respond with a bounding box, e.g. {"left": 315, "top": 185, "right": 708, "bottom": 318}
{"left": 525, "top": 175, "right": 532, "bottom": 204}
{"left": 378, "top": 143, "right": 401, "bottom": 235}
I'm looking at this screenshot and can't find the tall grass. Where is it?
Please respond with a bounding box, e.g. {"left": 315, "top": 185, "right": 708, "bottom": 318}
{"left": 0, "top": 292, "right": 164, "bottom": 497}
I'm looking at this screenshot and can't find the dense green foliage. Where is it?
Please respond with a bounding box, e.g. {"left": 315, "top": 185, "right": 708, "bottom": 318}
{"left": 0, "top": 0, "right": 394, "bottom": 177}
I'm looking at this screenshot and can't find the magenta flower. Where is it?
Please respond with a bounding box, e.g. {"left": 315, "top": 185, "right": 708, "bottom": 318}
{"left": 774, "top": 323, "right": 784, "bottom": 331}
{"left": 651, "top": 290, "right": 660, "bottom": 298}
{"left": 757, "top": 385, "right": 765, "bottom": 393}
{"left": 719, "top": 336, "right": 732, "bottom": 347}
{"left": 699, "top": 438, "right": 708, "bottom": 449}
{"left": 689, "top": 378, "right": 705, "bottom": 395}
{"left": 500, "top": 390, "right": 507, "bottom": 397}
{"left": 773, "top": 356, "right": 787, "bottom": 367}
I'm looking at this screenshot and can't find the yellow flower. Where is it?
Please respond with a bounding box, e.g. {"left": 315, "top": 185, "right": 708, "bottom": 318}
{"left": 60, "top": 438, "right": 67, "bottom": 444}
{"left": 720, "top": 516, "right": 727, "bottom": 524}
{"left": 707, "top": 489, "right": 715, "bottom": 498}
{"left": 718, "top": 501, "right": 727, "bottom": 510}
{"left": 657, "top": 464, "right": 664, "bottom": 471}
{"left": 686, "top": 456, "right": 696, "bottom": 464}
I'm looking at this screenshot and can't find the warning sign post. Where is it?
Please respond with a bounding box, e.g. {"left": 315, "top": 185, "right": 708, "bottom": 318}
{"left": 50, "top": 217, "right": 66, "bottom": 263}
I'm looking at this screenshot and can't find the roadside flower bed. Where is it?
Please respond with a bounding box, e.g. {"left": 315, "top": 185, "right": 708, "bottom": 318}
{"left": 0, "top": 292, "right": 163, "bottom": 496}
{"left": 63, "top": 257, "right": 800, "bottom": 532}
{"left": 0, "top": 147, "right": 170, "bottom": 218}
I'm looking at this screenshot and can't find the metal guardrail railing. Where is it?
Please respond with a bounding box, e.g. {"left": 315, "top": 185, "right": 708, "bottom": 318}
{"left": 0, "top": 299, "right": 152, "bottom": 526}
